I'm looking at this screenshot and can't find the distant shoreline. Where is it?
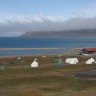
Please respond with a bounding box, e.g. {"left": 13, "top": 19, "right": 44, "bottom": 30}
{"left": 0, "top": 47, "right": 83, "bottom": 58}
{"left": 0, "top": 47, "right": 82, "bottom": 51}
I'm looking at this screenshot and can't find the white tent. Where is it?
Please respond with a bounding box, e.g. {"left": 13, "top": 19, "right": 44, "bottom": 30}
{"left": 31, "top": 59, "right": 39, "bottom": 67}
{"left": 65, "top": 58, "right": 78, "bottom": 64}
{"left": 85, "top": 58, "right": 95, "bottom": 64}
{"left": 42, "top": 55, "right": 46, "bottom": 58}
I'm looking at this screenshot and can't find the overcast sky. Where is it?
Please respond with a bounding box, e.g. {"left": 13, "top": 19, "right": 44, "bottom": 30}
{"left": 0, "top": 0, "right": 96, "bottom": 36}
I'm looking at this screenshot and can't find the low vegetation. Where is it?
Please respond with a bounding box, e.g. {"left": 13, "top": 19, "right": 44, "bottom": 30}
{"left": 0, "top": 54, "right": 96, "bottom": 96}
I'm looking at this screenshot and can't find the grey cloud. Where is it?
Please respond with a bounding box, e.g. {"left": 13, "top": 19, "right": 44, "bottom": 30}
{"left": 0, "top": 15, "right": 96, "bottom": 36}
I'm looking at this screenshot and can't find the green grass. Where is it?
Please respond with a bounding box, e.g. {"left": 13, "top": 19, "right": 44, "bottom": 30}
{"left": 0, "top": 54, "right": 96, "bottom": 96}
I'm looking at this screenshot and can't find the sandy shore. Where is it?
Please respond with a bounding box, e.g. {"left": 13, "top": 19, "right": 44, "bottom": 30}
{"left": 0, "top": 47, "right": 82, "bottom": 51}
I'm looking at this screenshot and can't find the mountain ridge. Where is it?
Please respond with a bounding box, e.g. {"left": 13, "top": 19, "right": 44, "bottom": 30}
{"left": 19, "top": 29, "right": 96, "bottom": 37}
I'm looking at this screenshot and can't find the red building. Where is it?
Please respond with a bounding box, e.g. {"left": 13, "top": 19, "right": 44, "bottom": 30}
{"left": 81, "top": 48, "right": 96, "bottom": 54}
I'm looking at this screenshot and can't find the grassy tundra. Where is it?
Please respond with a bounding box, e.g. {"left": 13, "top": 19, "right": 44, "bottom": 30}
{"left": 0, "top": 54, "right": 96, "bottom": 96}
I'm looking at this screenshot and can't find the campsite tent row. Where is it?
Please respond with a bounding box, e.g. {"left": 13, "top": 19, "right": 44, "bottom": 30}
{"left": 66, "top": 58, "right": 95, "bottom": 64}
{"left": 65, "top": 58, "right": 95, "bottom": 64}
{"left": 31, "top": 58, "right": 96, "bottom": 68}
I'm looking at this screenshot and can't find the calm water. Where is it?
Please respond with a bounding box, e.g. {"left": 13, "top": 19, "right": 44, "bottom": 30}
{"left": 0, "top": 37, "right": 96, "bottom": 56}
{"left": 0, "top": 37, "right": 96, "bottom": 48}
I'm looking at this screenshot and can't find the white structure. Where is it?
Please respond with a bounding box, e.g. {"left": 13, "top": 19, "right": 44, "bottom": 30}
{"left": 31, "top": 59, "right": 39, "bottom": 67}
{"left": 85, "top": 58, "right": 95, "bottom": 64}
{"left": 42, "top": 55, "right": 46, "bottom": 58}
{"left": 17, "top": 57, "right": 21, "bottom": 60}
{"left": 34, "top": 58, "right": 38, "bottom": 61}
{"left": 65, "top": 58, "right": 78, "bottom": 64}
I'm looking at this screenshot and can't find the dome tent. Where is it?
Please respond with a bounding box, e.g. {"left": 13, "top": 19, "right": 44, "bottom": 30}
{"left": 86, "top": 58, "right": 95, "bottom": 64}
{"left": 0, "top": 65, "right": 7, "bottom": 70}
{"left": 31, "top": 58, "right": 39, "bottom": 67}
{"left": 54, "top": 58, "right": 64, "bottom": 67}
{"left": 65, "top": 58, "right": 78, "bottom": 64}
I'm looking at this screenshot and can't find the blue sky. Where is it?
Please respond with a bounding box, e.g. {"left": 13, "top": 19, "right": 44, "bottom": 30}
{"left": 0, "top": 0, "right": 96, "bottom": 36}
{"left": 0, "top": 0, "right": 96, "bottom": 17}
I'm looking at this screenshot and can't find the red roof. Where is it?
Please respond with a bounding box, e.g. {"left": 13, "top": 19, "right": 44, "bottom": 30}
{"left": 85, "top": 48, "right": 96, "bottom": 51}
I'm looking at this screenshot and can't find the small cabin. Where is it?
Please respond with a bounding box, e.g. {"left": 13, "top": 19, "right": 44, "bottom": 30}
{"left": 81, "top": 48, "right": 96, "bottom": 55}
